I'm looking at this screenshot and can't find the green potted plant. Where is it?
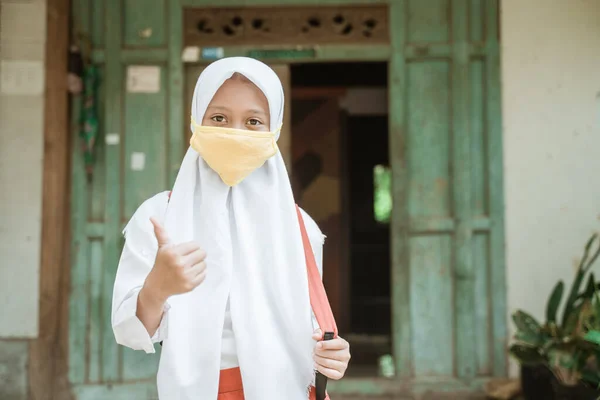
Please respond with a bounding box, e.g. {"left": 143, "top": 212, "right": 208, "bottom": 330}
{"left": 509, "top": 233, "right": 600, "bottom": 399}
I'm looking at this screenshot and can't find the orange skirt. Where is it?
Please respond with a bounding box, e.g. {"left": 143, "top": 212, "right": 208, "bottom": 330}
{"left": 218, "top": 368, "right": 330, "bottom": 400}
{"left": 218, "top": 368, "right": 244, "bottom": 400}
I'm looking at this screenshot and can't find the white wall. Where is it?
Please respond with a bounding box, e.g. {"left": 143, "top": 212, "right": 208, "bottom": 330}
{"left": 502, "top": 0, "right": 600, "bottom": 374}
{"left": 0, "top": 0, "right": 46, "bottom": 338}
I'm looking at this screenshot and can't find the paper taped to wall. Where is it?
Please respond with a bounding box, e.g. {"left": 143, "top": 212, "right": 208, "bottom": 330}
{"left": 126, "top": 66, "right": 160, "bottom": 93}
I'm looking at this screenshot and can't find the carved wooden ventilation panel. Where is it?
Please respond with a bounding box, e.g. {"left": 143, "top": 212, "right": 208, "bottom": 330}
{"left": 184, "top": 6, "right": 389, "bottom": 46}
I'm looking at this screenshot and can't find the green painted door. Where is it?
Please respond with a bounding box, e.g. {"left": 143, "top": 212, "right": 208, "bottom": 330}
{"left": 69, "top": 0, "right": 170, "bottom": 398}
{"left": 387, "top": 0, "right": 506, "bottom": 389}
{"left": 69, "top": 0, "right": 505, "bottom": 397}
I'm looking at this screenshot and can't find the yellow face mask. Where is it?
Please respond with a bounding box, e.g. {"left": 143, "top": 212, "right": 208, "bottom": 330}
{"left": 190, "top": 119, "right": 280, "bottom": 187}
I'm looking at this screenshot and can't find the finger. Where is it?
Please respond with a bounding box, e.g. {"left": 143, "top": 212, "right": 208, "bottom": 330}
{"left": 172, "top": 241, "right": 202, "bottom": 256}
{"left": 181, "top": 248, "right": 207, "bottom": 267}
{"left": 186, "top": 261, "right": 207, "bottom": 277}
{"left": 313, "top": 354, "right": 347, "bottom": 372}
{"left": 314, "top": 348, "right": 351, "bottom": 363}
{"left": 316, "top": 337, "right": 348, "bottom": 351}
{"left": 314, "top": 364, "right": 344, "bottom": 381}
{"left": 150, "top": 218, "right": 170, "bottom": 247}
{"left": 190, "top": 270, "right": 207, "bottom": 287}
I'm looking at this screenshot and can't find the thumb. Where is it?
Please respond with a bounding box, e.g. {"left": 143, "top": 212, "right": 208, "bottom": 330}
{"left": 312, "top": 329, "right": 323, "bottom": 341}
{"left": 150, "top": 217, "right": 170, "bottom": 247}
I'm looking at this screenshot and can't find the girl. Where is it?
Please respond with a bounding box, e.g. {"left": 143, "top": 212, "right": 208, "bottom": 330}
{"left": 111, "top": 57, "right": 351, "bottom": 400}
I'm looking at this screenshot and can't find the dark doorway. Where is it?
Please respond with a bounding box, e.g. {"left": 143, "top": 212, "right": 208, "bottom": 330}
{"left": 291, "top": 62, "right": 390, "bottom": 376}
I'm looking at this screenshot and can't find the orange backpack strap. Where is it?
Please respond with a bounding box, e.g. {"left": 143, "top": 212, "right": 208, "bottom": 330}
{"left": 295, "top": 205, "right": 338, "bottom": 338}
{"left": 295, "top": 205, "right": 337, "bottom": 400}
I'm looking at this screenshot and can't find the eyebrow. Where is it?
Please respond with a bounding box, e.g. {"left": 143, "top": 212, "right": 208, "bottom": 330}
{"left": 206, "top": 105, "right": 267, "bottom": 116}
{"left": 205, "top": 105, "right": 231, "bottom": 112}
{"left": 247, "top": 109, "right": 268, "bottom": 116}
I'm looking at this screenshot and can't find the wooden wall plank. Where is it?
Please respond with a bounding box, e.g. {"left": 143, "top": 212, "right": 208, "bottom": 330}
{"left": 121, "top": 64, "right": 167, "bottom": 380}
{"left": 90, "top": 0, "right": 105, "bottom": 48}
{"left": 452, "top": 0, "right": 477, "bottom": 379}
{"left": 409, "top": 236, "right": 453, "bottom": 375}
{"left": 28, "top": 0, "right": 72, "bottom": 397}
{"left": 470, "top": 60, "right": 487, "bottom": 217}
{"left": 103, "top": 0, "right": 124, "bottom": 383}
{"left": 68, "top": 89, "right": 89, "bottom": 386}
{"left": 469, "top": 0, "right": 484, "bottom": 42}
{"left": 406, "top": 59, "right": 453, "bottom": 376}
{"left": 406, "top": 0, "right": 450, "bottom": 43}
{"left": 168, "top": 0, "right": 185, "bottom": 185}
{"left": 123, "top": 0, "right": 166, "bottom": 47}
{"left": 123, "top": 66, "right": 168, "bottom": 218}
{"left": 406, "top": 61, "right": 451, "bottom": 219}
{"left": 87, "top": 65, "right": 120, "bottom": 384}
{"left": 88, "top": 240, "right": 104, "bottom": 382}
{"left": 388, "top": 0, "right": 411, "bottom": 379}
{"left": 473, "top": 233, "right": 491, "bottom": 375}
{"left": 470, "top": 58, "right": 492, "bottom": 376}
{"left": 485, "top": 0, "right": 508, "bottom": 377}
{"left": 270, "top": 65, "right": 292, "bottom": 171}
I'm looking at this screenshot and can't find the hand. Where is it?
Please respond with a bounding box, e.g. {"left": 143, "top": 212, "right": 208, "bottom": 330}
{"left": 312, "top": 329, "right": 351, "bottom": 380}
{"left": 144, "top": 218, "right": 207, "bottom": 302}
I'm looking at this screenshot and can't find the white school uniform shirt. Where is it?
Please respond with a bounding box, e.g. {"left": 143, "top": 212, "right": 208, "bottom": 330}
{"left": 112, "top": 192, "right": 324, "bottom": 371}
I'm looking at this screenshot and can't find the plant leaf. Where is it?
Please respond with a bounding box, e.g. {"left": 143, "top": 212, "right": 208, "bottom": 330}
{"left": 515, "top": 331, "right": 544, "bottom": 346}
{"left": 513, "top": 310, "right": 544, "bottom": 346}
{"left": 513, "top": 310, "right": 542, "bottom": 332}
{"left": 582, "top": 233, "right": 600, "bottom": 273}
{"left": 509, "top": 344, "right": 546, "bottom": 365}
{"left": 584, "top": 273, "right": 597, "bottom": 298}
{"left": 584, "top": 330, "right": 600, "bottom": 345}
{"left": 593, "top": 291, "right": 600, "bottom": 330}
{"left": 563, "top": 301, "right": 585, "bottom": 336}
{"left": 547, "top": 281, "right": 565, "bottom": 323}
{"left": 562, "top": 272, "right": 588, "bottom": 327}
{"left": 562, "top": 234, "right": 600, "bottom": 327}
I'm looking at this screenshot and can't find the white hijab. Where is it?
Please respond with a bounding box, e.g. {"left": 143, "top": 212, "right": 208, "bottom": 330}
{"left": 158, "top": 57, "right": 315, "bottom": 399}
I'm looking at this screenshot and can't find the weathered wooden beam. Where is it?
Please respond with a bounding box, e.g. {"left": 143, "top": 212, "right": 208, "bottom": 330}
{"left": 168, "top": 0, "right": 185, "bottom": 184}
{"left": 485, "top": 0, "right": 508, "bottom": 378}
{"left": 388, "top": 0, "right": 411, "bottom": 380}
{"left": 28, "top": 0, "right": 71, "bottom": 398}
{"left": 452, "top": 0, "right": 477, "bottom": 380}
{"left": 100, "top": 0, "right": 124, "bottom": 383}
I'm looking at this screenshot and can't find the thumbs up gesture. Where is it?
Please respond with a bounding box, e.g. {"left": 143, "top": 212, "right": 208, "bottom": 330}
{"left": 144, "top": 217, "right": 208, "bottom": 302}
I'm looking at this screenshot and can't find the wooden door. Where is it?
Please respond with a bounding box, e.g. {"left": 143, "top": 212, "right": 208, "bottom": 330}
{"left": 70, "top": 65, "right": 170, "bottom": 399}
{"left": 389, "top": 0, "right": 506, "bottom": 384}
{"left": 69, "top": 0, "right": 169, "bottom": 397}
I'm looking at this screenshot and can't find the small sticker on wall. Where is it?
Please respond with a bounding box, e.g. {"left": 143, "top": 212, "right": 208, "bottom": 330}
{"left": 105, "top": 133, "right": 120, "bottom": 145}
{"left": 127, "top": 66, "right": 160, "bottom": 93}
{"left": 201, "top": 47, "right": 224, "bottom": 60}
{"left": 182, "top": 46, "right": 201, "bottom": 63}
{"left": 131, "top": 152, "right": 146, "bottom": 171}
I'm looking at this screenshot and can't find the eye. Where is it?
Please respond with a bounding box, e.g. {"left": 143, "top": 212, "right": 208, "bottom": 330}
{"left": 247, "top": 118, "right": 262, "bottom": 126}
{"left": 211, "top": 115, "right": 227, "bottom": 123}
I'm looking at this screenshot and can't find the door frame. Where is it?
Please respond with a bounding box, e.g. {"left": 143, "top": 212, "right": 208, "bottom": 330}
{"left": 64, "top": 0, "right": 506, "bottom": 397}
{"left": 31, "top": 0, "right": 71, "bottom": 398}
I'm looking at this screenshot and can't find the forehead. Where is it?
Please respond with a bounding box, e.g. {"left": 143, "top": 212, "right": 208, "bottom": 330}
{"left": 208, "top": 73, "right": 268, "bottom": 107}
